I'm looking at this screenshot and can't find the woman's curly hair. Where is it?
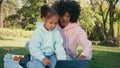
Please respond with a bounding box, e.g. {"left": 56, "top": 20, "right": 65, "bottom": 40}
{"left": 52, "top": 1, "right": 81, "bottom": 23}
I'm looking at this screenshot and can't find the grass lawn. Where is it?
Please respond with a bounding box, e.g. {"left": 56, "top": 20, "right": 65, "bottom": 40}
{"left": 88, "top": 46, "right": 120, "bottom": 68}
{"left": 0, "top": 37, "right": 120, "bottom": 68}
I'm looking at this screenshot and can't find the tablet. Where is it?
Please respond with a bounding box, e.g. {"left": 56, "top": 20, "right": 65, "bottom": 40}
{"left": 55, "top": 60, "right": 88, "bottom": 68}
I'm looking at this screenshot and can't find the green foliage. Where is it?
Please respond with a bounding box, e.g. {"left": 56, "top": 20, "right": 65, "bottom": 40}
{"left": 114, "top": 7, "right": 120, "bottom": 22}
{"left": 25, "top": 24, "right": 36, "bottom": 30}
{"left": 4, "top": 0, "right": 43, "bottom": 30}
{"left": 7, "top": 0, "right": 19, "bottom": 7}
{"left": 0, "top": 28, "right": 33, "bottom": 38}
{"left": 89, "top": 27, "right": 100, "bottom": 41}
{"left": 79, "top": 0, "right": 95, "bottom": 37}
{"left": 80, "top": 6, "right": 95, "bottom": 29}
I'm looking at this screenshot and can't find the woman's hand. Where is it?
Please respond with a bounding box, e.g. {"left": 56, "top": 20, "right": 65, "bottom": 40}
{"left": 77, "top": 55, "right": 86, "bottom": 60}
{"left": 42, "top": 58, "right": 51, "bottom": 66}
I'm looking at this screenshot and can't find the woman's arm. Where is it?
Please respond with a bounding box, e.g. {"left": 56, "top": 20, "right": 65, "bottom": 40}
{"left": 77, "top": 28, "right": 92, "bottom": 60}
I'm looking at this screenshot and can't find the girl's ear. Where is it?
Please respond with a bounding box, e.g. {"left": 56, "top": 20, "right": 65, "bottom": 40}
{"left": 42, "top": 17, "right": 46, "bottom": 22}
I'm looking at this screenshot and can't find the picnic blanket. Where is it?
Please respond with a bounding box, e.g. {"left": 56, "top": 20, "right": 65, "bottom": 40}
{"left": 4, "top": 54, "right": 23, "bottom": 68}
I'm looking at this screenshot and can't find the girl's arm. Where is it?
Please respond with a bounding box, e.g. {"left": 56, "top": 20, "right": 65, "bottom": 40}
{"left": 54, "top": 30, "right": 66, "bottom": 60}
{"left": 29, "top": 28, "right": 45, "bottom": 62}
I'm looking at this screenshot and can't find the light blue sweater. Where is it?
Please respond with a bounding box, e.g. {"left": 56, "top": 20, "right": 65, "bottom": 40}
{"left": 29, "top": 22, "right": 66, "bottom": 61}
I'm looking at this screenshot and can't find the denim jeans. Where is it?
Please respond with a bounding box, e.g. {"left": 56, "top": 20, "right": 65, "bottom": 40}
{"left": 27, "top": 55, "right": 57, "bottom": 68}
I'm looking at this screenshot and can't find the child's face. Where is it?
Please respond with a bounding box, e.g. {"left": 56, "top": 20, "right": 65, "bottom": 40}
{"left": 44, "top": 15, "right": 58, "bottom": 31}
{"left": 59, "top": 12, "right": 70, "bottom": 27}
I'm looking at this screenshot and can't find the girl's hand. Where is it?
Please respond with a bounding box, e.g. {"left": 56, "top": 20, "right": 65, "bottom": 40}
{"left": 78, "top": 55, "right": 86, "bottom": 60}
{"left": 42, "top": 58, "right": 51, "bottom": 66}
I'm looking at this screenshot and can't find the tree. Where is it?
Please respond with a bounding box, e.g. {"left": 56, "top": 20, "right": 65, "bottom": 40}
{"left": 1, "top": 0, "right": 20, "bottom": 28}
{"left": 4, "top": 0, "right": 44, "bottom": 30}
{"left": 90, "top": 0, "right": 119, "bottom": 46}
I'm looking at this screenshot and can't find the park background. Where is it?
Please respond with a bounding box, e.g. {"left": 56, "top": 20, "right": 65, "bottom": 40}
{"left": 0, "top": 0, "right": 120, "bottom": 68}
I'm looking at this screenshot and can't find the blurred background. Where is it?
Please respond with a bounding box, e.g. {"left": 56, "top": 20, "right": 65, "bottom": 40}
{"left": 0, "top": 0, "right": 120, "bottom": 68}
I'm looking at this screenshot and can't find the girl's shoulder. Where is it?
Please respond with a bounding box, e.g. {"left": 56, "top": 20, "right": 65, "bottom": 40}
{"left": 36, "top": 21, "right": 43, "bottom": 28}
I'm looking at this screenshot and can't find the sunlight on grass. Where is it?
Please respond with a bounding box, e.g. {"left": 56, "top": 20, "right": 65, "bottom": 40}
{"left": 77, "top": 44, "right": 120, "bottom": 53}
{"left": 93, "top": 45, "right": 120, "bottom": 53}
{"left": 0, "top": 28, "right": 33, "bottom": 38}
{"left": 0, "top": 37, "right": 29, "bottom": 47}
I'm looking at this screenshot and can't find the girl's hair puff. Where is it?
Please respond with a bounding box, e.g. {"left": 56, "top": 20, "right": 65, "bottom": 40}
{"left": 40, "top": 4, "right": 58, "bottom": 19}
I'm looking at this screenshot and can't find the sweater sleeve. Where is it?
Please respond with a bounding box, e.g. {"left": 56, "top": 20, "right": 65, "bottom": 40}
{"left": 77, "top": 28, "right": 92, "bottom": 60}
{"left": 29, "top": 28, "right": 45, "bottom": 61}
{"left": 54, "top": 30, "right": 66, "bottom": 60}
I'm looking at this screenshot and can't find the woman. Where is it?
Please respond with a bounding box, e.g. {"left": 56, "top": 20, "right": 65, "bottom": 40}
{"left": 52, "top": 1, "right": 92, "bottom": 61}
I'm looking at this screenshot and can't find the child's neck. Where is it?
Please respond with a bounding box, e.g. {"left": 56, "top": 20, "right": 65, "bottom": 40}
{"left": 44, "top": 24, "right": 52, "bottom": 31}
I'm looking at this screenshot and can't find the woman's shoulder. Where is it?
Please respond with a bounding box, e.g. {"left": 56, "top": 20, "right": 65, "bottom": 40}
{"left": 69, "top": 23, "right": 84, "bottom": 32}
{"left": 70, "top": 24, "right": 87, "bottom": 36}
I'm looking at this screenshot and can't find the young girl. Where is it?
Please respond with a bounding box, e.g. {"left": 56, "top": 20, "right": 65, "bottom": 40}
{"left": 27, "top": 5, "right": 66, "bottom": 68}
{"left": 52, "top": 1, "right": 92, "bottom": 61}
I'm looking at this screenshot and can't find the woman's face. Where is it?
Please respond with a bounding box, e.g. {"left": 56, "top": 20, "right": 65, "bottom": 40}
{"left": 59, "top": 12, "right": 70, "bottom": 28}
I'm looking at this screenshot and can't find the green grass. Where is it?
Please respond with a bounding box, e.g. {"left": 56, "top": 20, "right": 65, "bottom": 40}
{"left": 0, "top": 37, "right": 120, "bottom": 68}
{"left": 88, "top": 46, "right": 120, "bottom": 68}
{"left": 76, "top": 45, "right": 120, "bottom": 68}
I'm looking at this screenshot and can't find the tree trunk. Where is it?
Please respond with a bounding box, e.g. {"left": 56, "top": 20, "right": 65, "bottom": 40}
{"left": 108, "top": 0, "right": 114, "bottom": 38}
{"left": 0, "top": 0, "right": 3, "bottom": 28}
{"left": 95, "top": 21, "right": 104, "bottom": 42}
{"left": 99, "top": 1, "right": 108, "bottom": 38}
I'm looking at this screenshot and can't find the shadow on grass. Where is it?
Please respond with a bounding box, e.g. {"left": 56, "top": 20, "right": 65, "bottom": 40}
{"left": 0, "top": 37, "right": 13, "bottom": 41}
{"left": 0, "top": 47, "right": 29, "bottom": 68}
{"left": 88, "top": 50, "right": 120, "bottom": 68}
